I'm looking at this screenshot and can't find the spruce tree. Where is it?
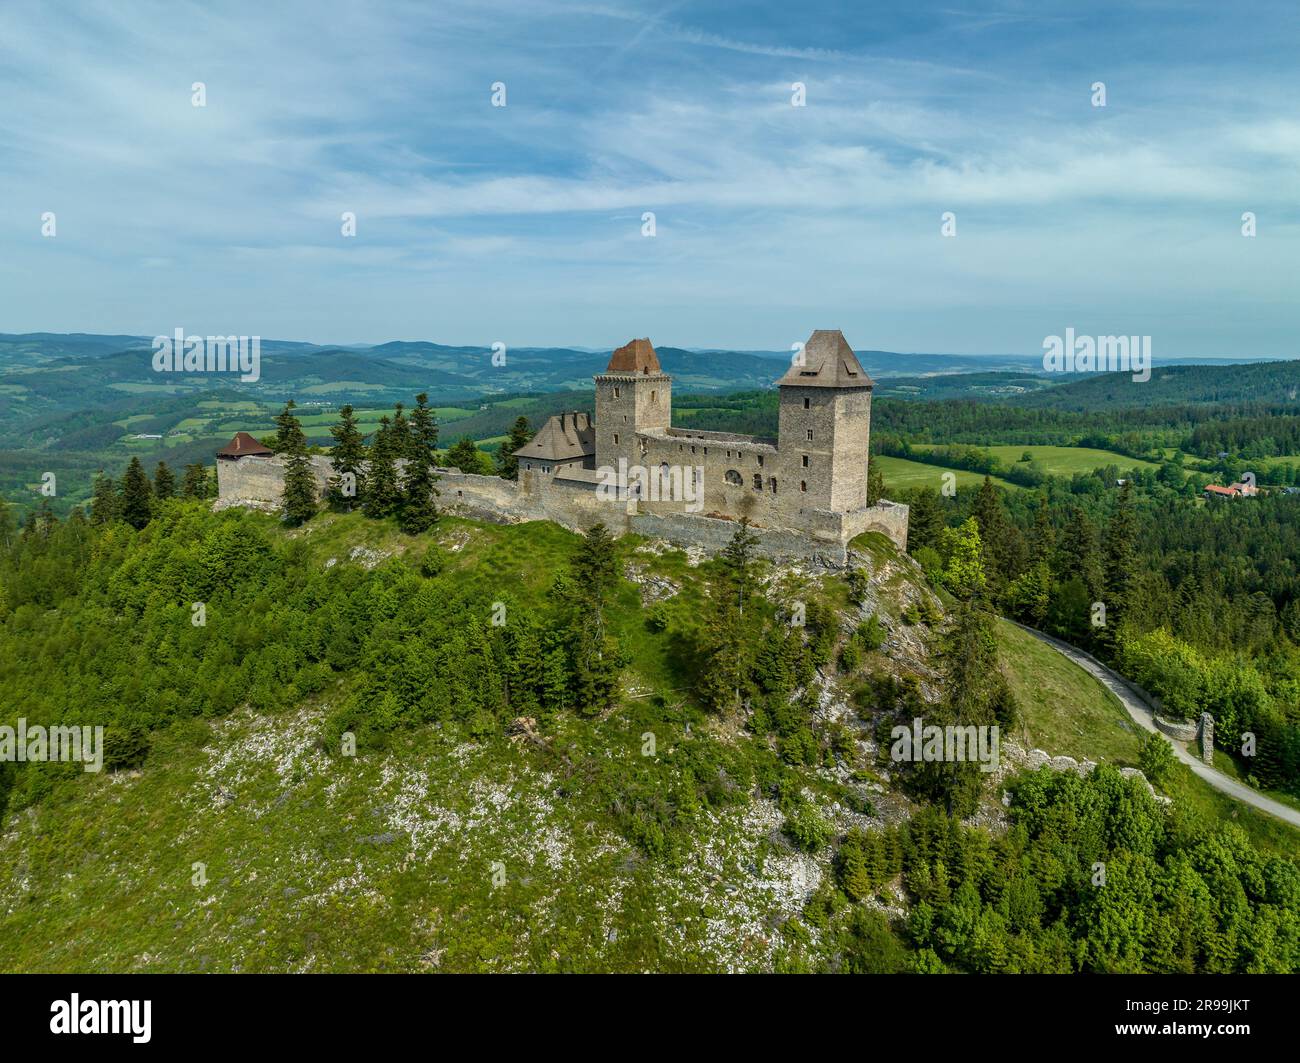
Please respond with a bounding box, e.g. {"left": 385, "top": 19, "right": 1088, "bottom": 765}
{"left": 567, "top": 523, "right": 623, "bottom": 714}
{"left": 445, "top": 436, "right": 484, "bottom": 474}
{"left": 1104, "top": 479, "right": 1138, "bottom": 632}
{"left": 327, "top": 404, "right": 367, "bottom": 510}
{"left": 278, "top": 403, "right": 318, "bottom": 526}
{"left": 697, "top": 520, "right": 761, "bottom": 712}
{"left": 153, "top": 460, "right": 176, "bottom": 500}
{"left": 120, "top": 457, "right": 153, "bottom": 530}
{"left": 866, "top": 461, "right": 886, "bottom": 506}
{"left": 390, "top": 401, "right": 411, "bottom": 459}
{"left": 363, "top": 416, "right": 401, "bottom": 519}
{"left": 90, "top": 470, "right": 119, "bottom": 524}
{"left": 497, "top": 416, "right": 532, "bottom": 480}
{"left": 400, "top": 394, "right": 441, "bottom": 534}
{"left": 182, "top": 463, "right": 210, "bottom": 499}
{"left": 906, "top": 487, "right": 944, "bottom": 552}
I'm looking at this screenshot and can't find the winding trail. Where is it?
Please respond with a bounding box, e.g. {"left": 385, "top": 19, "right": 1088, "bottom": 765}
{"left": 1011, "top": 621, "right": 1300, "bottom": 830}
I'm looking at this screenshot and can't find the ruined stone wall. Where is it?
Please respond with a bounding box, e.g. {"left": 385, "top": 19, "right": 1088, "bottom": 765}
{"left": 216, "top": 447, "right": 908, "bottom": 558}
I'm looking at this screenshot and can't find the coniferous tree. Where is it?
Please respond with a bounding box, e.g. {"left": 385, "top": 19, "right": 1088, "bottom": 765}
{"left": 906, "top": 487, "right": 944, "bottom": 552}
{"left": 445, "top": 436, "right": 485, "bottom": 474}
{"left": 0, "top": 497, "right": 13, "bottom": 550}
{"left": 496, "top": 416, "right": 532, "bottom": 480}
{"left": 327, "top": 404, "right": 367, "bottom": 510}
{"left": 866, "top": 462, "right": 886, "bottom": 506}
{"left": 400, "top": 393, "right": 441, "bottom": 534}
{"left": 1104, "top": 479, "right": 1139, "bottom": 633}
{"left": 390, "top": 401, "right": 411, "bottom": 459}
{"left": 277, "top": 402, "right": 318, "bottom": 526}
{"left": 120, "top": 457, "right": 153, "bottom": 530}
{"left": 697, "top": 520, "right": 760, "bottom": 712}
{"left": 90, "top": 470, "right": 119, "bottom": 524}
{"left": 363, "top": 416, "right": 401, "bottom": 518}
{"left": 566, "top": 523, "right": 623, "bottom": 713}
{"left": 182, "top": 463, "right": 210, "bottom": 499}
{"left": 153, "top": 461, "right": 176, "bottom": 500}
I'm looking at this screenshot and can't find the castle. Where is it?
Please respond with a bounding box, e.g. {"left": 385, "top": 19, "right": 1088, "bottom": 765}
{"left": 216, "top": 329, "right": 908, "bottom": 563}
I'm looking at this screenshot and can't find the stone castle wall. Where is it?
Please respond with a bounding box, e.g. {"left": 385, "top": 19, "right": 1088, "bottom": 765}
{"left": 217, "top": 452, "right": 908, "bottom": 564}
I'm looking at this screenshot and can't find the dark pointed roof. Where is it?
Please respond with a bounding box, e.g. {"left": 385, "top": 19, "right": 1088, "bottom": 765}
{"left": 605, "top": 338, "right": 662, "bottom": 374}
{"left": 777, "top": 330, "right": 874, "bottom": 389}
{"left": 216, "top": 431, "right": 274, "bottom": 458}
{"left": 513, "top": 412, "right": 595, "bottom": 462}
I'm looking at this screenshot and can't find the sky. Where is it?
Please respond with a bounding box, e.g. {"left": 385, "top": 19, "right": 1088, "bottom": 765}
{"left": 1, "top": 0, "right": 1297, "bottom": 357}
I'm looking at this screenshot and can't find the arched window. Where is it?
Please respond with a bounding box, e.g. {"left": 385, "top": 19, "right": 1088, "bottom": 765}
{"left": 724, "top": 469, "right": 743, "bottom": 486}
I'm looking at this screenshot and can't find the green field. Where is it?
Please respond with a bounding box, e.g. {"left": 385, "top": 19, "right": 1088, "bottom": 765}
{"left": 913, "top": 444, "right": 1160, "bottom": 476}
{"left": 874, "top": 455, "right": 1022, "bottom": 492}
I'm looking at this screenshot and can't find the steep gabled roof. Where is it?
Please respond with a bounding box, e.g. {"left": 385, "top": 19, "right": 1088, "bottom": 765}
{"left": 777, "top": 329, "right": 874, "bottom": 389}
{"left": 605, "top": 338, "right": 662, "bottom": 375}
{"left": 216, "top": 431, "right": 274, "bottom": 458}
{"left": 513, "top": 412, "right": 595, "bottom": 462}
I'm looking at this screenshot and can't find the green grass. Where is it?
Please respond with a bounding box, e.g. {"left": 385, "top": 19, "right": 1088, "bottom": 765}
{"left": 874, "top": 455, "right": 1023, "bottom": 493}
{"left": 913, "top": 444, "right": 1161, "bottom": 476}
{"left": 995, "top": 618, "right": 1300, "bottom": 857}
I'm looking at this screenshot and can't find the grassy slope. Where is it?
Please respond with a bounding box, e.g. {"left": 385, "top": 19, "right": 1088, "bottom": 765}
{"left": 0, "top": 514, "right": 867, "bottom": 973}
{"left": 873, "top": 455, "right": 1023, "bottom": 492}
{"left": 996, "top": 618, "right": 1300, "bottom": 856}
{"left": 913, "top": 444, "right": 1161, "bottom": 476}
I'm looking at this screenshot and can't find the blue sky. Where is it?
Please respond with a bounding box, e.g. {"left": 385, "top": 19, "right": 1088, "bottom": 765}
{"left": 1, "top": 0, "right": 1297, "bottom": 357}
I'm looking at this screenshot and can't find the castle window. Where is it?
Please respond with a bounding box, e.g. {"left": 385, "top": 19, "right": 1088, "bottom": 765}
{"left": 806, "top": 429, "right": 813, "bottom": 441}
{"left": 753, "top": 474, "right": 763, "bottom": 491}
{"left": 724, "top": 469, "right": 743, "bottom": 486}
{"left": 800, "top": 481, "right": 807, "bottom": 493}
{"left": 803, "top": 397, "right": 810, "bottom": 410}
{"left": 769, "top": 478, "right": 777, "bottom": 494}
{"left": 613, "top": 434, "right": 619, "bottom": 445}
{"left": 651, "top": 390, "right": 656, "bottom": 403}
{"left": 757, "top": 455, "right": 764, "bottom": 468}
{"left": 614, "top": 386, "right": 621, "bottom": 398}
{"left": 623, "top": 415, "right": 627, "bottom": 423}
{"left": 802, "top": 455, "right": 809, "bottom": 468}
{"left": 691, "top": 446, "right": 696, "bottom": 454}
{"left": 525, "top": 463, "right": 532, "bottom": 470}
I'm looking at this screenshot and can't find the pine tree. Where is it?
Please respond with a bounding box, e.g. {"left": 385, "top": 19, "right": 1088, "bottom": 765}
{"left": 363, "top": 416, "right": 401, "bottom": 519}
{"left": 906, "top": 487, "right": 944, "bottom": 551}
{"left": 445, "top": 436, "right": 484, "bottom": 474}
{"left": 390, "top": 401, "right": 411, "bottom": 459}
{"left": 866, "top": 461, "right": 886, "bottom": 506}
{"left": 153, "top": 461, "right": 176, "bottom": 500}
{"left": 1104, "top": 480, "right": 1139, "bottom": 631}
{"left": 496, "top": 416, "right": 531, "bottom": 480}
{"left": 0, "top": 496, "right": 13, "bottom": 550}
{"left": 120, "top": 457, "right": 153, "bottom": 530}
{"left": 274, "top": 399, "right": 307, "bottom": 453}
{"left": 327, "top": 404, "right": 367, "bottom": 510}
{"left": 277, "top": 403, "right": 318, "bottom": 526}
{"left": 400, "top": 393, "right": 441, "bottom": 534}
{"left": 697, "top": 521, "right": 761, "bottom": 712}
{"left": 90, "top": 470, "right": 119, "bottom": 524}
{"left": 566, "top": 523, "right": 623, "bottom": 713}
{"left": 182, "top": 463, "right": 209, "bottom": 499}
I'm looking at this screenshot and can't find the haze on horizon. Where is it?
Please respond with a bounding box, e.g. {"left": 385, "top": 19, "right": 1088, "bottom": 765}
{"left": 1, "top": 0, "right": 1296, "bottom": 359}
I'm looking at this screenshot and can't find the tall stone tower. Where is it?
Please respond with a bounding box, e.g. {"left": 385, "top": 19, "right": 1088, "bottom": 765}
{"left": 777, "top": 330, "right": 874, "bottom": 512}
{"left": 593, "top": 338, "right": 671, "bottom": 469}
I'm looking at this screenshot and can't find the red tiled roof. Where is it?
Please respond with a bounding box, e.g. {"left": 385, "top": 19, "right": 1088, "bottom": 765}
{"left": 605, "top": 338, "right": 662, "bottom": 374}
{"left": 216, "top": 431, "right": 274, "bottom": 458}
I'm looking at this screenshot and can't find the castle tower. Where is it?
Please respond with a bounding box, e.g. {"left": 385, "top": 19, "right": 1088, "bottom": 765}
{"left": 593, "top": 338, "right": 671, "bottom": 470}
{"left": 776, "top": 330, "right": 874, "bottom": 512}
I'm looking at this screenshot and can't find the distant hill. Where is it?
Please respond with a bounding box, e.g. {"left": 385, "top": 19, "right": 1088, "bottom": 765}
{"left": 1012, "top": 360, "right": 1300, "bottom": 412}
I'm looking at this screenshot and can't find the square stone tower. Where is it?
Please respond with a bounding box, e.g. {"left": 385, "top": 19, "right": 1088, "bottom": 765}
{"left": 777, "top": 330, "right": 874, "bottom": 512}
{"left": 593, "top": 338, "right": 671, "bottom": 470}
